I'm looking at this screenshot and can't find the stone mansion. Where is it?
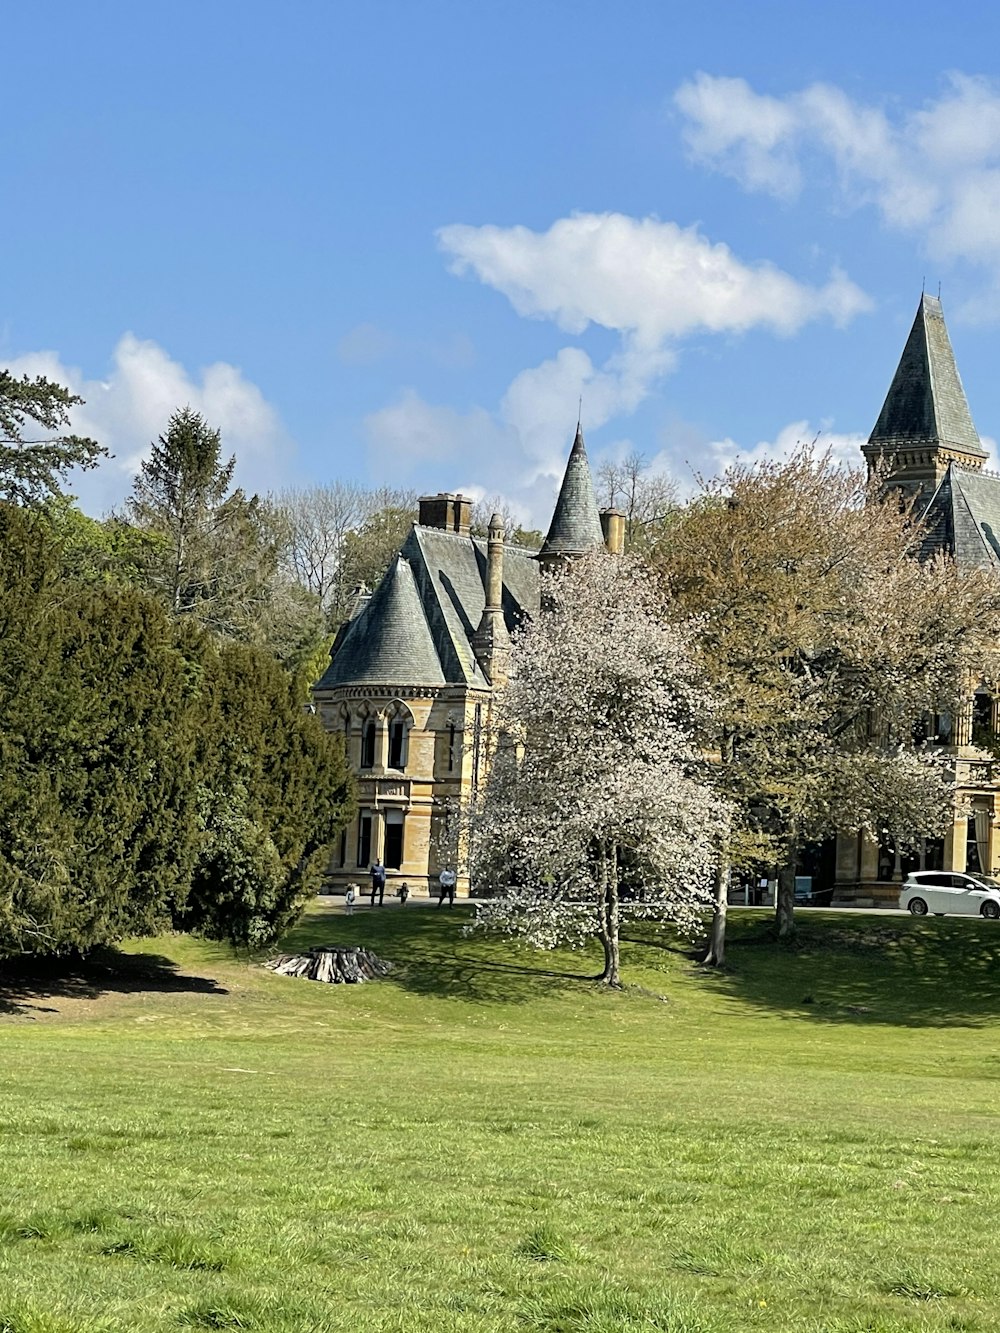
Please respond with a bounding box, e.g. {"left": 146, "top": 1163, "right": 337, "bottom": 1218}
{"left": 314, "top": 294, "right": 1000, "bottom": 903}
{"left": 312, "top": 427, "right": 623, "bottom": 897}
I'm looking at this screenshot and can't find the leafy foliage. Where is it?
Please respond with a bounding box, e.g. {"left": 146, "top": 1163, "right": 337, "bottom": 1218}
{"left": 0, "top": 504, "right": 353, "bottom": 957}
{"left": 0, "top": 371, "right": 106, "bottom": 507}
{"left": 125, "top": 407, "right": 326, "bottom": 667}
{"left": 467, "top": 551, "right": 724, "bottom": 986}
{"left": 653, "top": 448, "right": 1000, "bottom": 939}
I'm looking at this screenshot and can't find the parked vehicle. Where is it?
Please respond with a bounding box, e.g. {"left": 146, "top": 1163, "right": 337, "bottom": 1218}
{"left": 899, "top": 870, "right": 1000, "bottom": 918}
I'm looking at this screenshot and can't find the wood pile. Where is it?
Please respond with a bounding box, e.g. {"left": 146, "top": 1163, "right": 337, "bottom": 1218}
{"left": 265, "top": 946, "right": 393, "bottom": 984}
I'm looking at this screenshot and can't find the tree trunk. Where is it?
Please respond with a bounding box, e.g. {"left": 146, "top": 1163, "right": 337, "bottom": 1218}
{"left": 703, "top": 852, "right": 730, "bottom": 966}
{"left": 598, "top": 841, "right": 622, "bottom": 988}
{"left": 776, "top": 827, "right": 799, "bottom": 939}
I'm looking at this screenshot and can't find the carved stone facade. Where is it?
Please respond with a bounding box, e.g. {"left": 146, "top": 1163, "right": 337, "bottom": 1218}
{"left": 312, "top": 429, "right": 619, "bottom": 898}
{"left": 833, "top": 295, "right": 1000, "bottom": 903}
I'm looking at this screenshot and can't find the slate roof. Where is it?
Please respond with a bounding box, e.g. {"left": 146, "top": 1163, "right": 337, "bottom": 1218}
{"left": 538, "top": 425, "right": 606, "bottom": 559}
{"left": 314, "top": 526, "right": 541, "bottom": 691}
{"left": 919, "top": 463, "right": 1000, "bottom": 569}
{"left": 869, "top": 295, "right": 986, "bottom": 458}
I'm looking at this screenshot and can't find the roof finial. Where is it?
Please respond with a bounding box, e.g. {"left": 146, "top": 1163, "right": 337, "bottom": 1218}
{"left": 938, "top": 281, "right": 942, "bottom": 301}
{"left": 922, "top": 275, "right": 926, "bottom": 295}
{"left": 577, "top": 394, "right": 582, "bottom": 432}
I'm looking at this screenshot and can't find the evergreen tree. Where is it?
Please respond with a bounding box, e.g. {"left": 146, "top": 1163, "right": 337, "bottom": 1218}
{"left": 176, "top": 641, "right": 354, "bottom": 948}
{"left": 0, "top": 371, "right": 106, "bottom": 506}
{"left": 0, "top": 503, "right": 353, "bottom": 958}
{"left": 126, "top": 407, "right": 326, "bottom": 665}
{"left": 0, "top": 507, "right": 202, "bottom": 954}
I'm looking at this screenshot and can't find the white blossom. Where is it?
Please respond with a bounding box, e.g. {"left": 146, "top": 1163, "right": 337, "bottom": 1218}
{"left": 465, "top": 552, "right": 726, "bottom": 986}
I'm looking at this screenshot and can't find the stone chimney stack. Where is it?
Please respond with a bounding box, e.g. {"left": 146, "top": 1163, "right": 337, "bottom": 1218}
{"left": 472, "top": 513, "right": 510, "bottom": 686}
{"left": 600, "top": 508, "right": 626, "bottom": 555}
{"left": 418, "top": 492, "right": 472, "bottom": 536}
{"left": 486, "top": 511, "right": 504, "bottom": 608}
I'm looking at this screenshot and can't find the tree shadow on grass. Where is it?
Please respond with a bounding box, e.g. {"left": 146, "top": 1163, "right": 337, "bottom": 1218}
{"left": 277, "top": 902, "right": 599, "bottom": 1005}
{"left": 695, "top": 911, "right": 1000, "bottom": 1028}
{"left": 0, "top": 946, "right": 228, "bottom": 1018}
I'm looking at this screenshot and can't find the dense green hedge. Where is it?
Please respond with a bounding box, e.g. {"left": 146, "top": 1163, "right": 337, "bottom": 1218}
{"left": 0, "top": 506, "right": 353, "bottom": 957}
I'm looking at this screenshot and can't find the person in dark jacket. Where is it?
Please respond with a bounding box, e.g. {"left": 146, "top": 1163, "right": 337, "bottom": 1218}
{"left": 370, "top": 860, "right": 386, "bottom": 906}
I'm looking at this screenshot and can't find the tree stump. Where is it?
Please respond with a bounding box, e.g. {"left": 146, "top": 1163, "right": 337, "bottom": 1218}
{"left": 265, "top": 946, "right": 392, "bottom": 984}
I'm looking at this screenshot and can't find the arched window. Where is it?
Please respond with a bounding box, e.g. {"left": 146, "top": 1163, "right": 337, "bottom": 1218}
{"left": 361, "top": 720, "right": 377, "bottom": 769}
{"left": 388, "top": 719, "right": 407, "bottom": 769}
{"left": 386, "top": 700, "right": 413, "bottom": 772}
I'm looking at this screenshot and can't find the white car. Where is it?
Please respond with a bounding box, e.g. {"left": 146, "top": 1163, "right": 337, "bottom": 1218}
{"left": 899, "top": 870, "right": 1000, "bottom": 918}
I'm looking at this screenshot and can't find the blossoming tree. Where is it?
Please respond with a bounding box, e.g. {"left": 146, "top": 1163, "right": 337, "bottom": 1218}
{"left": 466, "top": 551, "right": 725, "bottom": 988}
{"left": 653, "top": 448, "right": 1000, "bottom": 952}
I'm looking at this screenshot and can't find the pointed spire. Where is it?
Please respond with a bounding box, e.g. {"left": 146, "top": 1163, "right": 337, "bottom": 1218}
{"left": 538, "top": 423, "right": 605, "bottom": 566}
{"left": 865, "top": 295, "right": 986, "bottom": 490}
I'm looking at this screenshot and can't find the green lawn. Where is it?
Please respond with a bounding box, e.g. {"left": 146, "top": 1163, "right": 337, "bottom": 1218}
{"left": 3, "top": 905, "right": 1000, "bottom": 1332}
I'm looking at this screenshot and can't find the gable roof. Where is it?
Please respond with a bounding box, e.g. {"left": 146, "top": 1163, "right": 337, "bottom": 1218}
{"left": 538, "top": 425, "right": 606, "bottom": 559}
{"left": 314, "top": 526, "right": 541, "bottom": 692}
{"left": 869, "top": 294, "right": 986, "bottom": 459}
{"left": 919, "top": 463, "right": 1000, "bottom": 569}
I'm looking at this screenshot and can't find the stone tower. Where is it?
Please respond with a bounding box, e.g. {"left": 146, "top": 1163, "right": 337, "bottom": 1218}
{"left": 862, "top": 293, "right": 987, "bottom": 505}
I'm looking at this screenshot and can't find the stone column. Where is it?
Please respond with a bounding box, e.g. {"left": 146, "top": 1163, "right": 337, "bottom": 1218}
{"left": 859, "top": 831, "right": 879, "bottom": 882}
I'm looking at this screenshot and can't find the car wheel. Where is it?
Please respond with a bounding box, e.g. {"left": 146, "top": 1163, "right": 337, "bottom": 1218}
{"left": 982, "top": 901, "right": 1000, "bottom": 920}
{"left": 908, "top": 897, "right": 928, "bottom": 916}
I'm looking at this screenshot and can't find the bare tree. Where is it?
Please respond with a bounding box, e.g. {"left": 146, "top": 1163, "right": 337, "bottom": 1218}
{"left": 274, "top": 482, "right": 367, "bottom": 615}
{"left": 596, "top": 451, "right": 677, "bottom": 549}
{"left": 274, "top": 483, "right": 417, "bottom": 626}
{"left": 470, "top": 495, "right": 543, "bottom": 548}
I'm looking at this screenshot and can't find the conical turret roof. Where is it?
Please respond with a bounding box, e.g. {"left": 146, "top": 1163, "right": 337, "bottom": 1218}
{"left": 315, "top": 554, "right": 445, "bottom": 688}
{"left": 868, "top": 294, "right": 985, "bottom": 458}
{"left": 538, "top": 424, "right": 605, "bottom": 560}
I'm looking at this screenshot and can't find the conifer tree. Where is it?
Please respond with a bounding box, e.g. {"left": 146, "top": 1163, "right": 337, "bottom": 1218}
{"left": 176, "top": 639, "right": 353, "bottom": 948}
{"left": 0, "top": 503, "right": 353, "bottom": 958}
{"left": 126, "top": 407, "right": 325, "bottom": 665}
{"left": 0, "top": 371, "right": 106, "bottom": 506}
{"left": 0, "top": 508, "right": 202, "bottom": 953}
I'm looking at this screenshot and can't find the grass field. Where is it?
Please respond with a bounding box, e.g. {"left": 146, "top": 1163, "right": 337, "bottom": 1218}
{"left": 3, "top": 904, "right": 1000, "bottom": 1332}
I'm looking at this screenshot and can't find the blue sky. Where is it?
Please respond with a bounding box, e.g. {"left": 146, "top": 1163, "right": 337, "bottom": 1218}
{"left": 7, "top": 1, "right": 1000, "bottom": 524}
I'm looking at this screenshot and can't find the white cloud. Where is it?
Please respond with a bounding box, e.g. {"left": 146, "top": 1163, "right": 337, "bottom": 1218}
{"left": 705, "top": 419, "right": 868, "bottom": 478}
{"left": 366, "top": 390, "right": 508, "bottom": 477}
{"left": 364, "top": 211, "right": 870, "bottom": 528}
{"left": 1, "top": 334, "right": 290, "bottom": 514}
{"left": 675, "top": 71, "right": 1000, "bottom": 310}
{"left": 439, "top": 212, "right": 868, "bottom": 345}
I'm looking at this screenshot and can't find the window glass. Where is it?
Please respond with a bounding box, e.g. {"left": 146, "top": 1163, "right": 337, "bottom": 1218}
{"left": 361, "top": 721, "right": 376, "bottom": 769}
{"left": 356, "top": 812, "right": 372, "bottom": 867}
{"left": 384, "top": 809, "right": 404, "bottom": 870}
{"left": 388, "top": 720, "right": 406, "bottom": 770}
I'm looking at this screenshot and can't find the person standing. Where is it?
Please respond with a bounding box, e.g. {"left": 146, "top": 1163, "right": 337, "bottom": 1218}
{"left": 438, "top": 867, "right": 456, "bottom": 907}
{"left": 397, "top": 882, "right": 410, "bottom": 906}
{"left": 370, "top": 859, "right": 386, "bottom": 907}
{"left": 345, "top": 885, "right": 356, "bottom": 915}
